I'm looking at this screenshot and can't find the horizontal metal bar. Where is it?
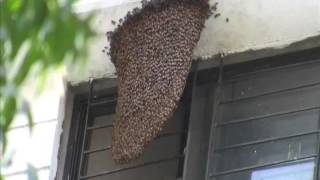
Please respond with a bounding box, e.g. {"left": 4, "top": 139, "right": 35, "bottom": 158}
{"left": 224, "top": 57, "right": 320, "bottom": 83}
{"left": 83, "top": 131, "right": 184, "bottom": 155}
{"left": 90, "top": 99, "right": 117, "bottom": 107}
{"left": 215, "top": 130, "right": 320, "bottom": 152}
{"left": 220, "top": 81, "right": 320, "bottom": 105}
{"left": 84, "top": 146, "right": 112, "bottom": 154}
{"left": 217, "top": 106, "right": 320, "bottom": 127}
{"left": 80, "top": 155, "right": 183, "bottom": 179}
{"left": 86, "top": 124, "right": 113, "bottom": 131}
{"left": 159, "top": 131, "right": 187, "bottom": 138}
{"left": 210, "top": 155, "right": 317, "bottom": 177}
{"left": 86, "top": 124, "right": 187, "bottom": 133}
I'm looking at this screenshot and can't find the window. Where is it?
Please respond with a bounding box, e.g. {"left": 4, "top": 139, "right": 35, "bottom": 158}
{"left": 206, "top": 48, "right": 320, "bottom": 180}
{"left": 62, "top": 79, "right": 194, "bottom": 180}
{"left": 59, "top": 48, "right": 320, "bottom": 180}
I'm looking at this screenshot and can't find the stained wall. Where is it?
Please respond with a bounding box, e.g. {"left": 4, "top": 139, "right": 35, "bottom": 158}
{"left": 66, "top": 0, "right": 320, "bottom": 84}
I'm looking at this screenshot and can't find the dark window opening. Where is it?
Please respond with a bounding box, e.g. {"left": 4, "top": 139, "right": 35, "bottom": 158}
{"left": 61, "top": 48, "right": 320, "bottom": 180}
{"left": 63, "top": 77, "right": 195, "bottom": 180}
{"left": 207, "top": 48, "right": 320, "bottom": 180}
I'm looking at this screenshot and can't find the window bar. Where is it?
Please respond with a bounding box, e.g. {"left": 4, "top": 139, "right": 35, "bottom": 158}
{"left": 84, "top": 146, "right": 112, "bottom": 154}
{"left": 224, "top": 54, "right": 320, "bottom": 82}
{"left": 86, "top": 124, "right": 113, "bottom": 131}
{"left": 83, "top": 131, "right": 185, "bottom": 155}
{"left": 205, "top": 58, "right": 224, "bottom": 179}
{"left": 220, "top": 81, "right": 320, "bottom": 104}
{"left": 90, "top": 98, "right": 117, "bottom": 107}
{"left": 68, "top": 104, "right": 87, "bottom": 180}
{"left": 314, "top": 110, "right": 320, "bottom": 180}
{"left": 79, "top": 155, "right": 184, "bottom": 180}
{"left": 218, "top": 106, "right": 320, "bottom": 127}
{"left": 215, "top": 130, "right": 320, "bottom": 152}
{"left": 180, "top": 61, "right": 200, "bottom": 178}
{"left": 77, "top": 79, "right": 94, "bottom": 179}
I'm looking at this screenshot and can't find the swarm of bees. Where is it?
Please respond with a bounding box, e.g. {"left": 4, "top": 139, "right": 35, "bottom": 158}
{"left": 108, "top": 0, "right": 211, "bottom": 163}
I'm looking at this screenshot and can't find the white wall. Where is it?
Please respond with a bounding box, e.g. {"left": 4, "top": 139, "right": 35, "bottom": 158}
{"left": 1, "top": 74, "right": 64, "bottom": 180}
{"left": 195, "top": 0, "right": 320, "bottom": 57}
{"left": 66, "top": 0, "right": 320, "bottom": 84}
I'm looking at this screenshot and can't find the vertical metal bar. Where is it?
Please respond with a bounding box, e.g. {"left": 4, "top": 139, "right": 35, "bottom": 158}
{"left": 77, "top": 79, "right": 94, "bottom": 179}
{"left": 69, "top": 105, "right": 87, "bottom": 180}
{"left": 314, "top": 110, "right": 320, "bottom": 180}
{"left": 205, "top": 58, "right": 224, "bottom": 180}
{"left": 181, "top": 61, "right": 199, "bottom": 179}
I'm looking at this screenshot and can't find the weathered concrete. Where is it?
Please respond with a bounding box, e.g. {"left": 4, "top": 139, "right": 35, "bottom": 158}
{"left": 66, "top": 0, "right": 320, "bottom": 84}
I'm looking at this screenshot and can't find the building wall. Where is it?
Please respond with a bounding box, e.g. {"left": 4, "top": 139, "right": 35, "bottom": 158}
{"left": 1, "top": 74, "right": 64, "bottom": 180}
{"left": 66, "top": 0, "right": 320, "bottom": 84}
{"left": 60, "top": 1, "right": 319, "bottom": 179}
{"left": 4, "top": 1, "right": 319, "bottom": 180}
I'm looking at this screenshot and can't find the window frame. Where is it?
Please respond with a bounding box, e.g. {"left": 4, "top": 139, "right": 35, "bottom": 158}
{"left": 55, "top": 47, "right": 320, "bottom": 180}
{"left": 60, "top": 77, "right": 197, "bottom": 180}
{"left": 204, "top": 47, "right": 320, "bottom": 180}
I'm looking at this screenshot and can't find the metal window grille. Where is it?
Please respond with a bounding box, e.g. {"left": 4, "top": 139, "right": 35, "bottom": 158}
{"left": 62, "top": 48, "right": 320, "bottom": 180}
{"left": 206, "top": 53, "right": 320, "bottom": 180}
{"left": 63, "top": 73, "right": 197, "bottom": 180}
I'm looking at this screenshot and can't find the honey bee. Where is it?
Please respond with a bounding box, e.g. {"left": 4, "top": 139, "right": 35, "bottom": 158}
{"left": 107, "top": 0, "right": 212, "bottom": 164}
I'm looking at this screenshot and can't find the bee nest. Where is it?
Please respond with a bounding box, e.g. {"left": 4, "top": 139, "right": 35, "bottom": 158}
{"left": 108, "top": 0, "right": 211, "bottom": 163}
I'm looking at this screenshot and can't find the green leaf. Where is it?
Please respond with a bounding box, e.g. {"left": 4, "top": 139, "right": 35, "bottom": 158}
{"left": 26, "top": 107, "right": 34, "bottom": 133}
{"left": 21, "top": 99, "right": 34, "bottom": 133}
{"left": 13, "top": 45, "right": 39, "bottom": 86}
{"left": 33, "top": 1, "right": 48, "bottom": 28}
{"left": 3, "top": 97, "right": 17, "bottom": 132}
{"left": 0, "top": 127, "right": 6, "bottom": 155}
{"left": 8, "top": 0, "right": 23, "bottom": 13}
{"left": 1, "top": 0, "right": 94, "bottom": 157}
{"left": 0, "top": 149, "right": 14, "bottom": 168}
{"left": 37, "top": 69, "right": 49, "bottom": 94}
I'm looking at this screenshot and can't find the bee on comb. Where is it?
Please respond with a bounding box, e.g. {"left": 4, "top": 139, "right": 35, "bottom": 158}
{"left": 108, "top": 0, "right": 212, "bottom": 163}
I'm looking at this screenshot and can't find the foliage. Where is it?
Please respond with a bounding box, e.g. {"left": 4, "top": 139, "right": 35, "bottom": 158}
{"left": 0, "top": 0, "right": 94, "bottom": 178}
